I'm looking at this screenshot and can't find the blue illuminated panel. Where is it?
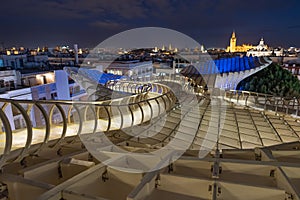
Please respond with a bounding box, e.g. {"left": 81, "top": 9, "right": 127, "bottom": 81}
{"left": 183, "top": 56, "right": 259, "bottom": 76}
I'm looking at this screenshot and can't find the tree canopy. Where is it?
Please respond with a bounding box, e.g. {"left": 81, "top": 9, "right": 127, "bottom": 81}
{"left": 237, "top": 63, "right": 300, "bottom": 98}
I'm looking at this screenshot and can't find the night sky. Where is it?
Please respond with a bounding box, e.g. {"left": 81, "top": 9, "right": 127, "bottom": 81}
{"left": 1, "top": 0, "right": 300, "bottom": 49}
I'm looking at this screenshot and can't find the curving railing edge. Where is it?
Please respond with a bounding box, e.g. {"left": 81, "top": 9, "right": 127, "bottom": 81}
{"left": 225, "top": 90, "right": 300, "bottom": 116}
{"left": 0, "top": 82, "right": 178, "bottom": 168}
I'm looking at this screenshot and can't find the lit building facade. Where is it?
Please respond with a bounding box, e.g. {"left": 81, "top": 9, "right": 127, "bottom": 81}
{"left": 0, "top": 70, "right": 86, "bottom": 130}
{"left": 106, "top": 60, "right": 153, "bottom": 81}
{"left": 246, "top": 38, "right": 284, "bottom": 57}
{"left": 283, "top": 63, "right": 300, "bottom": 80}
{"left": 226, "top": 31, "right": 254, "bottom": 53}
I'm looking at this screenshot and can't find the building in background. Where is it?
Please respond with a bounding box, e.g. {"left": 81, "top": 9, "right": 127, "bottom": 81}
{"left": 106, "top": 60, "right": 153, "bottom": 81}
{"left": 226, "top": 31, "right": 254, "bottom": 53}
{"left": 0, "top": 54, "right": 27, "bottom": 69}
{"left": 282, "top": 60, "right": 300, "bottom": 80}
{"left": 0, "top": 70, "right": 86, "bottom": 130}
{"left": 247, "top": 38, "right": 284, "bottom": 57}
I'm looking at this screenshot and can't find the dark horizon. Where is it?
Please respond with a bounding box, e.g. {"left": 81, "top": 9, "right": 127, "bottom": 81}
{"left": 1, "top": 0, "right": 300, "bottom": 49}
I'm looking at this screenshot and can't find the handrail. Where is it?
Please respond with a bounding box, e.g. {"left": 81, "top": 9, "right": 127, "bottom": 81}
{"left": 225, "top": 89, "right": 300, "bottom": 116}
{"left": 2, "top": 77, "right": 297, "bottom": 169}
{"left": 0, "top": 81, "right": 178, "bottom": 168}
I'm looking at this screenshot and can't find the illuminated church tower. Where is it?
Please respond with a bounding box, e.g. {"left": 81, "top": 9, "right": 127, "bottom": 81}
{"left": 229, "top": 31, "right": 236, "bottom": 52}
{"left": 226, "top": 31, "right": 253, "bottom": 53}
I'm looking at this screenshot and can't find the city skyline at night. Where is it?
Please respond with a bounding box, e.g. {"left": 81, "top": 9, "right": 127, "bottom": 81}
{"left": 1, "top": 1, "right": 300, "bottom": 199}
{"left": 0, "top": 0, "right": 300, "bottom": 48}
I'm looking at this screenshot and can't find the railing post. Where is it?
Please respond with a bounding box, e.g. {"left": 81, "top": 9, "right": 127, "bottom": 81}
{"left": 296, "top": 99, "right": 299, "bottom": 116}
{"left": 0, "top": 108, "right": 12, "bottom": 168}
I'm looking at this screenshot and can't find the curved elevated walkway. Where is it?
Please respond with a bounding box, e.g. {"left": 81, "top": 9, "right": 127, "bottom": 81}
{"left": 0, "top": 78, "right": 300, "bottom": 199}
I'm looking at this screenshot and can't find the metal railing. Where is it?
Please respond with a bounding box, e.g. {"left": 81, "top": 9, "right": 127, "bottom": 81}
{"left": 1, "top": 75, "right": 298, "bottom": 169}
{"left": 225, "top": 90, "right": 300, "bottom": 116}
{"left": 0, "top": 82, "right": 177, "bottom": 168}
